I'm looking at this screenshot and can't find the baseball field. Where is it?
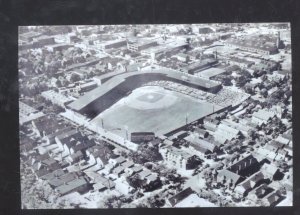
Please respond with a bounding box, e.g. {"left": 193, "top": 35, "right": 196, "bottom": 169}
{"left": 90, "top": 86, "right": 223, "bottom": 138}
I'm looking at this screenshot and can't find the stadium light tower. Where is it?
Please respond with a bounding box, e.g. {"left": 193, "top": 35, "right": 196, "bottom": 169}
{"left": 101, "top": 118, "right": 104, "bottom": 129}
{"left": 186, "top": 113, "right": 189, "bottom": 125}
{"left": 124, "top": 125, "right": 129, "bottom": 140}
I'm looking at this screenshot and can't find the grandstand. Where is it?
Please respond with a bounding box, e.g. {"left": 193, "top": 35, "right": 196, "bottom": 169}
{"left": 206, "top": 88, "right": 250, "bottom": 107}
{"left": 67, "top": 68, "right": 222, "bottom": 118}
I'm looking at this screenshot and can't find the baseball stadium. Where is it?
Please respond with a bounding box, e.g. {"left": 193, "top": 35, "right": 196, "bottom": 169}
{"left": 67, "top": 67, "right": 247, "bottom": 138}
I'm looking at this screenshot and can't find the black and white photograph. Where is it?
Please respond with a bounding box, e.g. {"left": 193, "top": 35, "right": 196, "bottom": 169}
{"left": 18, "top": 23, "right": 292, "bottom": 208}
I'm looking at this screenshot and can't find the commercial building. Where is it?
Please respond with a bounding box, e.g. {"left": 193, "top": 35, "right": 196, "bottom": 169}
{"left": 98, "top": 39, "right": 127, "bottom": 50}
{"left": 78, "top": 81, "right": 98, "bottom": 93}
{"left": 32, "top": 36, "right": 56, "bottom": 47}
{"left": 226, "top": 57, "right": 255, "bottom": 69}
{"left": 19, "top": 31, "right": 42, "bottom": 42}
{"left": 180, "top": 58, "right": 218, "bottom": 75}
{"left": 141, "top": 40, "right": 187, "bottom": 59}
{"left": 224, "top": 34, "right": 279, "bottom": 55}
{"left": 127, "top": 39, "right": 158, "bottom": 52}
{"left": 198, "top": 67, "right": 227, "bottom": 79}
{"left": 41, "top": 90, "right": 74, "bottom": 107}
{"left": 159, "top": 146, "right": 200, "bottom": 170}
{"left": 46, "top": 43, "right": 73, "bottom": 52}
{"left": 19, "top": 101, "right": 45, "bottom": 125}
{"left": 130, "top": 132, "right": 155, "bottom": 144}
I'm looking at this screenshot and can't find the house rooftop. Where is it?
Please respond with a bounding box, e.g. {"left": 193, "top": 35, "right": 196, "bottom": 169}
{"left": 113, "top": 166, "right": 126, "bottom": 175}
{"left": 253, "top": 109, "right": 276, "bottom": 121}
{"left": 114, "top": 156, "right": 126, "bottom": 164}
{"left": 168, "top": 187, "right": 194, "bottom": 207}
{"left": 131, "top": 165, "right": 143, "bottom": 173}
{"left": 55, "top": 177, "right": 87, "bottom": 196}
{"left": 138, "top": 170, "right": 152, "bottom": 179}
{"left": 218, "top": 169, "right": 241, "bottom": 185}
{"left": 184, "top": 134, "right": 216, "bottom": 152}
{"left": 260, "top": 163, "right": 279, "bottom": 177}
{"left": 145, "top": 174, "right": 158, "bottom": 182}
{"left": 48, "top": 172, "right": 79, "bottom": 188}
{"left": 40, "top": 169, "right": 65, "bottom": 181}
{"left": 121, "top": 160, "right": 135, "bottom": 169}
{"left": 35, "top": 168, "right": 52, "bottom": 178}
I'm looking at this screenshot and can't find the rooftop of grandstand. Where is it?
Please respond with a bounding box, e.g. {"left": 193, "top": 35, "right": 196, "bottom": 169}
{"left": 198, "top": 67, "right": 226, "bottom": 79}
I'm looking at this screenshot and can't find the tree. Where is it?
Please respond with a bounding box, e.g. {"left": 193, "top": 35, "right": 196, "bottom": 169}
{"left": 55, "top": 79, "right": 62, "bottom": 88}
{"left": 70, "top": 73, "right": 81, "bottom": 83}
{"left": 248, "top": 129, "right": 257, "bottom": 140}
{"left": 244, "top": 83, "right": 255, "bottom": 95}
{"left": 215, "top": 75, "right": 232, "bottom": 86}
{"left": 260, "top": 88, "right": 268, "bottom": 98}
{"left": 97, "top": 195, "right": 123, "bottom": 208}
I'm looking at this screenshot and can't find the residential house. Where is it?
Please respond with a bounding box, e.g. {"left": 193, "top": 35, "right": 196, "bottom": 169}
{"left": 20, "top": 141, "right": 35, "bottom": 152}
{"left": 44, "top": 127, "right": 74, "bottom": 145}
{"left": 217, "top": 169, "right": 243, "bottom": 188}
{"left": 143, "top": 173, "right": 161, "bottom": 191}
{"left": 265, "top": 141, "right": 284, "bottom": 154}
{"left": 121, "top": 160, "right": 135, "bottom": 169}
{"left": 34, "top": 168, "right": 52, "bottom": 179}
{"left": 260, "top": 163, "right": 281, "bottom": 180}
{"left": 276, "top": 148, "right": 288, "bottom": 161}
{"left": 109, "top": 156, "right": 126, "bottom": 167}
{"left": 227, "top": 154, "right": 259, "bottom": 177}
{"left": 69, "top": 139, "right": 96, "bottom": 155}
{"left": 185, "top": 134, "right": 217, "bottom": 155}
{"left": 262, "top": 190, "right": 284, "bottom": 206}
{"left": 112, "top": 165, "right": 126, "bottom": 177}
{"left": 86, "top": 171, "right": 116, "bottom": 190}
{"left": 276, "top": 133, "right": 292, "bottom": 146}
{"left": 66, "top": 151, "right": 84, "bottom": 165}
{"left": 203, "top": 117, "right": 219, "bottom": 132}
{"left": 32, "top": 115, "right": 68, "bottom": 138}
{"left": 125, "top": 165, "right": 143, "bottom": 176}
{"left": 167, "top": 187, "right": 195, "bottom": 207}
{"left": 251, "top": 110, "right": 276, "bottom": 126}
{"left": 40, "top": 169, "right": 66, "bottom": 181}
{"left": 247, "top": 184, "right": 275, "bottom": 202}
{"left": 214, "top": 123, "right": 242, "bottom": 144}
{"left": 138, "top": 170, "right": 152, "bottom": 180}
{"left": 48, "top": 172, "right": 79, "bottom": 188}
{"left": 222, "top": 119, "right": 252, "bottom": 137}
{"left": 41, "top": 157, "right": 61, "bottom": 171}
{"left": 93, "top": 182, "right": 107, "bottom": 192}
{"left": 194, "top": 128, "right": 209, "bottom": 138}
{"left": 88, "top": 145, "right": 112, "bottom": 169}
{"left": 56, "top": 177, "right": 89, "bottom": 196}
{"left": 55, "top": 129, "right": 86, "bottom": 155}
{"left": 234, "top": 171, "right": 265, "bottom": 197}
